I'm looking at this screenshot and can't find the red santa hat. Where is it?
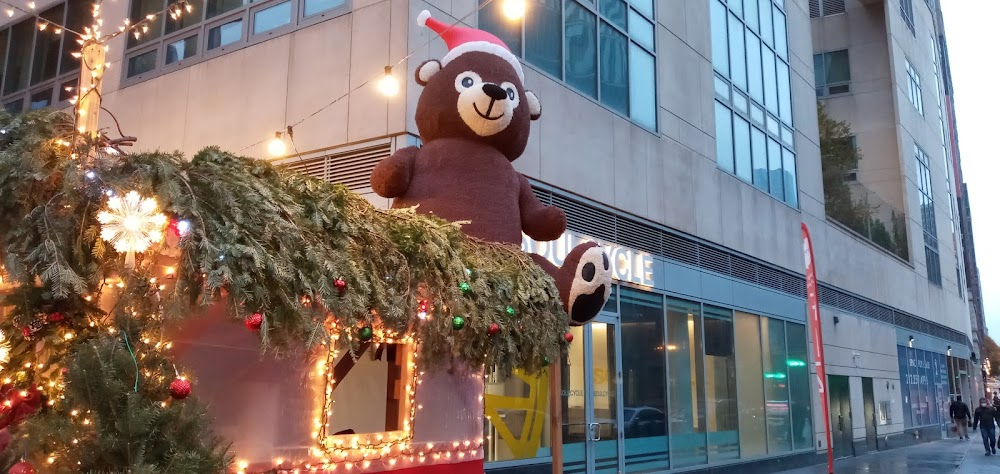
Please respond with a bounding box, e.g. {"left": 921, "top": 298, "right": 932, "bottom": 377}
{"left": 417, "top": 9, "right": 525, "bottom": 82}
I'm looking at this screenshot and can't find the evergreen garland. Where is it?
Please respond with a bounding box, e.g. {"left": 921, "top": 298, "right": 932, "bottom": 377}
{"left": 0, "top": 110, "right": 568, "bottom": 470}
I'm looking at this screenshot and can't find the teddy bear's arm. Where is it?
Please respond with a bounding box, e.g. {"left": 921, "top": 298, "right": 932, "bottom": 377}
{"left": 518, "top": 173, "right": 567, "bottom": 241}
{"left": 370, "top": 146, "right": 419, "bottom": 198}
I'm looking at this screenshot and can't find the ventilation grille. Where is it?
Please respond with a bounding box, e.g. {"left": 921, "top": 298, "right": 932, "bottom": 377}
{"left": 532, "top": 185, "right": 971, "bottom": 347}
{"left": 809, "top": 0, "right": 821, "bottom": 17}
{"left": 277, "top": 141, "right": 392, "bottom": 191}
{"left": 823, "top": 0, "right": 846, "bottom": 15}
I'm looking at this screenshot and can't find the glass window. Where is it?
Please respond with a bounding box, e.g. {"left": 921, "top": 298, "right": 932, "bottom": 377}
{"left": 600, "top": 0, "right": 627, "bottom": 29}
{"left": 29, "top": 88, "right": 51, "bottom": 110}
{"left": 604, "top": 284, "right": 618, "bottom": 313}
{"left": 710, "top": 1, "right": 729, "bottom": 76}
{"left": 772, "top": 5, "right": 787, "bottom": 59}
{"left": 620, "top": 288, "right": 668, "bottom": 472}
{"left": 704, "top": 306, "right": 738, "bottom": 461}
{"left": 785, "top": 323, "right": 813, "bottom": 450}
{"left": 758, "top": 0, "right": 773, "bottom": 45}
{"left": 906, "top": 59, "right": 924, "bottom": 115}
{"left": 751, "top": 127, "right": 768, "bottom": 191}
{"left": 600, "top": 22, "right": 629, "bottom": 114}
{"left": 166, "top": 0, "right": 203, "bottom": 34}
{"left": 715, "top": 101, "right": 734, "bottom": 174}
{"left": 735, "top": 312, "right": 766, "bottom": 457}
{"left": 815, "top": 50, "right": 851, "bottom": 96}
{"left": 206, "top": 0, "right": 247, "bottom": 19}
{"left": 4, "top": 20, "right": 34, "bottom": 96}
{"left": 728, "top": 14, "right": 746, "bottom": 91}
{"left": 628, "top": 9, "right": 654, "bottom": 50}
{"left": 0, "top": 30, "right": 8, "bottom": 90}
{"left": 31, "top": 5, "right": 65, "bottom": 86}
{"left": 303, "top": 0, "right": 343, "bottom": 16}
{"left": 58, "top": 79, "right": 74, "bottom": 102}
{"left": 745, "top": 0, "right": 759, "bottom": 32}
{"left": 60, "top": 0, "right": 87, "bottom": 74}
{"left": 629, "top": 44, "right": 656, "bottom": 129}
{"left": 483, "top": 368, "right": 552, "bottom": 462}
{"left": 565, "top": 1, "right": 598, "bottom": 98}
{"left": 746, "top": 32, "right": 763, "bottom": 103}
{"left": 767, "top": 137, "right": 784, "bottom": 199}
{"left": 667, "top": 298, "right": 707, "bottom": 467}
{"left": 734, "top": 115, "right": 752, "bottom": 183}
{"left": 632, "top": 0, "right": 653, "bottom": 18}
{"left": 761, "top": 318, "right": 791, "bottom": 453}
{"left": 762, "top": 46, "right": 777, "bottom": 115}
{"left": 126, "top": 49, "right": 157, "bottom": 77}
{"left": 127, "top": 0, "right": 165, "bottom": 47}
{"left": 782, "top": 148, "right": 798, "bottom": 207}
{"left": 253, "top": 1, "right": 292, "bottom": 34}
{"left": 729, "top": 0, "right": 743, "bottom": 18}
{"left": 777, "top": 60, "right": 791, "bottom": 124}
{"left": 208, "top": 19, "right": 243, "bottom": 50}
{"left": 166, "top": 35, "right": 198, "bottom": 65}
{"left": 525, "top": 0, "right": 562, "bottom": 78}
{"left": 3, "top": 99, "right": 23, "bottom": 114}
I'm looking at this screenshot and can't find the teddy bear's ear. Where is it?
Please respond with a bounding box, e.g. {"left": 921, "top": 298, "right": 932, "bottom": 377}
{"left": 415, "top": 60, "right": 441, "bottom": 86}
{"left": 525, "top": 90, "right": 542, "bottom": 121}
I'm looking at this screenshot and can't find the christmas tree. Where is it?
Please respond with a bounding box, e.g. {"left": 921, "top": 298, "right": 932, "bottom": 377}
{"left": 0, "top": 110, "right": 568, "bottom": 471}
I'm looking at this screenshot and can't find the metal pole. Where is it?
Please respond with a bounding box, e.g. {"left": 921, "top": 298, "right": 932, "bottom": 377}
{"left": 549, "top": 363, "right": 562, "bottom": 474}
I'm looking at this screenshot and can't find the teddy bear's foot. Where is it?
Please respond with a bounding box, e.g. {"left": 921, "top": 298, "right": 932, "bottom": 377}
{"left": 561, "top": 242, "right": 612, "bottom": 326}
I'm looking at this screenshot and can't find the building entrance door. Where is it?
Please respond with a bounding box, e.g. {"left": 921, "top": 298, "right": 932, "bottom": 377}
{"left": 828, "top": 375, "right": 854, "bottom": 458}
{"left": 862, "top": 377, "right": 878, "bottom": 453}
{"left": 561, "top": 314, "right": 624, "bottom": 473}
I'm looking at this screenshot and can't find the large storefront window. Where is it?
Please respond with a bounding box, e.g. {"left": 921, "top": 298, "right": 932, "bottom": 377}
{"left": 897, "top": 346, "right": 949, "bottom": 428}
{"left": 483, "top": 368, "right": 552, "bottom": 462}
{"left": 786, "top": 323, "right": 814, "bottom": 450}
{"left": 620, "top": 288, "right": 668, "bottom": 472}
{"left": 703, "top": 306, "right": 739, "bottom": 461}
{"left": 666, "top": 298, "right": 707, "bottom": 467}
{"left": 761, "top": 317, "right": 792, "bottom": 453}
{"left": 734, "top": 312, "right": 767, "bottom": 457}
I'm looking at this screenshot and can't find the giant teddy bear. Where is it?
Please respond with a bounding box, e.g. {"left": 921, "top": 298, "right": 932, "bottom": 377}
{"left": 371, "top": 10, "right": 612, "bottom": 326}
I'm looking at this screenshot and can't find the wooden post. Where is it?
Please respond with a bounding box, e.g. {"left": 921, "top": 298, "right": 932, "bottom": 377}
{"left": 75, "top": 41, "right": 106, "bottom": 147}
{"left": 549, "top": 362, "right": 562, "bottom": 474}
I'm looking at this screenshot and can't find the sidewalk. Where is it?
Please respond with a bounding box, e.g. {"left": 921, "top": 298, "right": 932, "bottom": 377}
{"left": 776, "top": 437, "right": 999, "bottom": 473}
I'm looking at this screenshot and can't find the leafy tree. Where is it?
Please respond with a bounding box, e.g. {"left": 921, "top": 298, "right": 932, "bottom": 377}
{"left": 984, "top": 335, "right": 1000, "bottom": 378}
{"left": 818, "top": 102, "right": 872, "bottom": 233}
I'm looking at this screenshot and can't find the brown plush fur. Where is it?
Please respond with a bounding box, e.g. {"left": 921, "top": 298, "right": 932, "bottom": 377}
{"left": 370, "top": 47, "right": 610, "bottom": 325}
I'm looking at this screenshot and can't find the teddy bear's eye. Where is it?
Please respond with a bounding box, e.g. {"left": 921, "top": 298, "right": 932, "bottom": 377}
{"left": 461, "top": 77, "right": 475, "bottom": 88}
{"left": 506, "top": 88, "right": 516, "bottom": 100}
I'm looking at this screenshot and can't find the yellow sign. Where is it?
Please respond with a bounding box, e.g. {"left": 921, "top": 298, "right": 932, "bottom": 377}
{"left": 484, "top": 369, "right": 549, "bottom": 459}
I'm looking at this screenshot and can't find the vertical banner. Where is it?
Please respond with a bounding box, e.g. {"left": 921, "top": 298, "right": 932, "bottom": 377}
{"left": 801, "top": 223, "right": 834, "bottom": 474}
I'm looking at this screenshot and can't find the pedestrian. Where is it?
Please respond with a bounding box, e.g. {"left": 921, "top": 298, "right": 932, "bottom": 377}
{"left": 951, "top": 395, "right": 972, "bottom": 440}
{"left": 973, "top": 397, "right": 999, "bottom": 456}
{"left": 993, "top": 392, "right": 999, "bottom": 407}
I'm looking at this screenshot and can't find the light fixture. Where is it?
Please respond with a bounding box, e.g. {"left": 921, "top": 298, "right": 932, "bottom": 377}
{"left": 947, "top": 345, "right": 952, "bottom": 356}
{"left": 501, "top": 0, "right": 526, "bottom": 20}
{"left": 908, "top": 335, "right": 914, "bottom": 347}
{"left": 267, "top": 131, "right": 287, "bottom": 157}
{"left": 379, "top": 66, "right": 400, "bottom": 97}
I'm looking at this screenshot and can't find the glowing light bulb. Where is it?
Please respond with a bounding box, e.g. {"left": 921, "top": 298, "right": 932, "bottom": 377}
{"left": 378, "top": 66, "right": 399, "bottom": 97}
{"left": 267, "top": 132, "right": 287, "bottom": 156}
{"left": 502, "top": 0, "right": 525, "bottom": 20}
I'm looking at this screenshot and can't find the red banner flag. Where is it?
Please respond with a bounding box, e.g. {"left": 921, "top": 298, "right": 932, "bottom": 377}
{"left": 802, "top": 223, "right": 834, "bottom": 474}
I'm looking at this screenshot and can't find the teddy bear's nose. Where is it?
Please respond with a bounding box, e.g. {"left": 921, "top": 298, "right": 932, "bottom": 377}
{"left": 482, "top": 83, "right": 509, "bottom": 101}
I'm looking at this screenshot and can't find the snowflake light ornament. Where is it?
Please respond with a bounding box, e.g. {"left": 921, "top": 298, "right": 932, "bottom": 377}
{"left": 97, "top": 191, "right": 168, "bottom": 268}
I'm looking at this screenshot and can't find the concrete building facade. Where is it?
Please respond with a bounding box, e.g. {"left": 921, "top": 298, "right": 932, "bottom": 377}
{"left": 0, "top": 0, "right": 982, "bottom": 471}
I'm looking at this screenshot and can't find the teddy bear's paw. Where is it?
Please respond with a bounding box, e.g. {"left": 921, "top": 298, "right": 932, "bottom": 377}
{"left": 564, "top": 242, "right": 612, "bottom": 326}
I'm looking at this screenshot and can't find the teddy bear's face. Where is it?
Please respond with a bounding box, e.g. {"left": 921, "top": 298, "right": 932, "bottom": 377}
{"left": 415, "top": 51, "right": 541, "bottom": 161}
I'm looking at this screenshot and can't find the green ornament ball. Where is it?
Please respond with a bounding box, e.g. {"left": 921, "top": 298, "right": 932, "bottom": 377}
{"left": 505, "top": 306, "right": 516, "bottom": 317}
{"left": 459, "top": 282, "right": 471, "bottom": 294}
{"left": 542, "top": 356, "right": 551, "bottom": 367}
{"left": 359, "top": 326, "right": 373, "bottom": 341}
{"left": 452, "top": 316, "right": 466, "bottom": 330}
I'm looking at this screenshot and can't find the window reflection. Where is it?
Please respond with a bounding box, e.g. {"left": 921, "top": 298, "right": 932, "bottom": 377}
{"left": 761, "top": 318, "right": 792, "bottom": 453}
{"left": 735, "top": 312, "right": 766, "bottom": 457}
{"left": 667, "top": 298, "right": 707, "bottom": 467}
{"left": 525, "top": 0, "right": 562, "bottom": 78}
{"left": 564, "top": 1, "right": 597, "bottom": 98}
{"left": 620, "top": 288, "right": 668, "bottom": 472}
{"left": 704, "top": 306, "right": 739, "bottom": 461}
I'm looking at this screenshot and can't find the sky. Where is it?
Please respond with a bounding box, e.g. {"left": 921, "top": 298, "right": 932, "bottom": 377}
{"left": 940, "top": 1, "right": 1000, "bottom": 338}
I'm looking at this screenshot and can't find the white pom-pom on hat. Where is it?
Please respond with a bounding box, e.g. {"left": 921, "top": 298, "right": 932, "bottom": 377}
{"left": 417, "top": 9, "right": 431, "bottom": 27}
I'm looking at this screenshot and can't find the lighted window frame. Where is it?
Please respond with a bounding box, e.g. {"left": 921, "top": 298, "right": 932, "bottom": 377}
{"left": 121, "top": 0, "right": 351, "bottom": 84}
{"left": 0, "top": 0, "right": 83, "bottom": 114}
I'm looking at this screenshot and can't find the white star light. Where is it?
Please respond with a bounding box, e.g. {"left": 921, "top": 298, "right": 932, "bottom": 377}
{"left": 97, "top": 191, "right": 168, "bottom": 268}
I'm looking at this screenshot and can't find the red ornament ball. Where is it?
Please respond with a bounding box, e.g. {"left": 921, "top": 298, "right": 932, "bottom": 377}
{"left": 47, "top": 312, "right": 64, "bottom": 323}
{"left": 488, "top": 323, "right": 500, "bottom": 336}
{"left": 8, "top": 461, "right": 34, "bottom": 474}
{"left": 20, "top": 327, "right": 30, "bottom": 339}
{"left": 244, "top": 312, "right": 264, "bottom": 331}
{"left": 169, "top": 378, "right": 192, "bottom": 400}
{"left": 564, "top": 332, "right": 574, "bottom": 343}
{"left": 333, "top": 278, "right": 348, "bottom": 296}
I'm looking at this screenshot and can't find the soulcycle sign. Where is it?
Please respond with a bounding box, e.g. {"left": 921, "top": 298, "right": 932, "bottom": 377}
{"left": 521, "top": 232, "right": 655, "bottom": 286}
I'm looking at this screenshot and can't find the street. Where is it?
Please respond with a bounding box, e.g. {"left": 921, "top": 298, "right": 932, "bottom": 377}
{"left": 778, "top": 438, "right": 997, "bottom": 474}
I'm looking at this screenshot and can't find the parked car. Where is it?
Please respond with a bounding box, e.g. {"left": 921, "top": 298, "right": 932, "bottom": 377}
{"left": 623, "top": 406, "right": 666, "bottom": 438}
